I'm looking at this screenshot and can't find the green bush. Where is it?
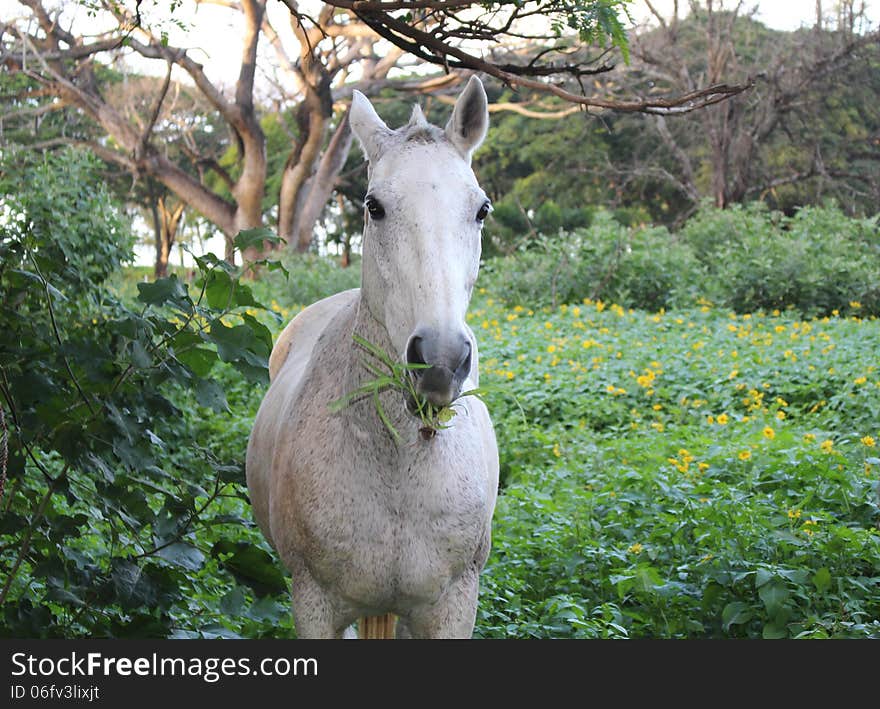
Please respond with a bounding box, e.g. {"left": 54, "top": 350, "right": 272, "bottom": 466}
{"left": 480, "top": 202, "right": 880, "bottom": 317}
{"left": 0, "top": 149, "right": 290, "bottom": 638}
{"left": 689, "top": 202, "right": 880, "bottom": 316}
{"left": 480, "top": 210, "right": 703, "bottom": 311}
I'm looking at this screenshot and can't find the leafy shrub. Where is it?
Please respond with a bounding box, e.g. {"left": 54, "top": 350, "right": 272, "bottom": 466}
{"left": 277, "top": 251, "right": 361, "bottom": 306}
{"left": 481, "top": 202, "right": 880, "bottom": 317}
{"left": 483, "top": 196, "right": 593, "bottom": 257}
{"left": 0, "top": 149, "right": 290, "bottom": 638}
{"left": 481, "top": 210, "right": 703, "bottom": 311}
{"left": 679, "top": 200, "right": 778, "bottom": 262}
{"left": 0, "top": 149, "right": 133, "bottom": 291}
{"left": 675, "top": 201, "right": 880, "bottom": 316}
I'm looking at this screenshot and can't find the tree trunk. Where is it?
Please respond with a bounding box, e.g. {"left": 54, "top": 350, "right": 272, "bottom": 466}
{"left": 148, "top": 182, "right": 165, "bottom": 278}
{"left": 156, "top": 196, "right": 185, "bottom": 278}
{"left": 278, "top": 92, "right": 330, "bottom": 249}
{"left": 294, "top": 113, "right": 353, "bottom": 252}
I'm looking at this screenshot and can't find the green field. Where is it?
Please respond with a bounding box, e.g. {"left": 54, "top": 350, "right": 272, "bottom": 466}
{"left": 469, "top": 294, "right": 880, "bottom": 637}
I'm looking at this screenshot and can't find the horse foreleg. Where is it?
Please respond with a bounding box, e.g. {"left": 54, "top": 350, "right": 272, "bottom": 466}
{"left": 404, "top": 568, "right": 480, "bottom": 639}
{"left": 289, "top": 567, "right": 352, "bottom": 639}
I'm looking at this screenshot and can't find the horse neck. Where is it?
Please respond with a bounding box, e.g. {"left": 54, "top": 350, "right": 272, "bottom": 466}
{"left": 341, "top": 290, "right": 417, "bottom": 447}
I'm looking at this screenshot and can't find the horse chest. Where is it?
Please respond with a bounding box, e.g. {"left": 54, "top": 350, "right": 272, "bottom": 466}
{"left": 297, "top": 437, "right": 490, "bottom": 608}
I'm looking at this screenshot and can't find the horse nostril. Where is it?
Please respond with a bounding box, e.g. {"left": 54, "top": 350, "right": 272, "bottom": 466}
{"left": 454, "top": 340, "right": 472, "bottom": 378}
{"left": 406, "top": 335, "right": 426, "bottom": 368}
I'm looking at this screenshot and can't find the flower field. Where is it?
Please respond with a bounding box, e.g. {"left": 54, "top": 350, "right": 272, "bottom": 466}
{"left": 465, "top": 294, "right": 880, "bottom": 638}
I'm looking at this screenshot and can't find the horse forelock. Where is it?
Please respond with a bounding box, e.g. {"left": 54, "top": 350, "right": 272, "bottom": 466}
{"left": 401, "top": 123, "right": 445, "bottom": 145}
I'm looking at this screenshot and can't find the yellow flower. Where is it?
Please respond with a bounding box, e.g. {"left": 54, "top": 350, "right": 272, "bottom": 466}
{"left": 698, "top": 462, "right": 710, "bottom": 472}
{"left": 776, "top": 410, "right": 786, "bottom": 420}
{"left": 787, "top": 508, "right": 802, "bottom": 519}
{"left": 820, "top": 439, "right": 834, "bottom": 454}
{"left": 717, "top": 413, "right": 729, "bottom": 425}
{"left": 627, "top": 543, "right": 644, "bottom": 554}
{"left": 546, "top": 344, "right": 557, "bottom": 353}
{"left": 850, "top": 301, "right": 862, "bottom": 309}
{"left": 803, "top": 433, "right": 816, "bottom": 442}
{"left": 652, "top": 404, "right": 663, "bottom": 411}
{"left": 861, "top": 435, "right": 876, "bottom": 447}
{"left": 854, "top": 376, "right": 867, "bottom": 385}
{"left": 552, "top": 443, "right": 562, "bottom": 458}
{"left": 763, "top": 427, "right": 775, "bottom": 440}
{"left": 706, "top": 415, "right": 715, "bottom": 425}
{"left": 738, "top": 450, "right": 752, "bottom": 461}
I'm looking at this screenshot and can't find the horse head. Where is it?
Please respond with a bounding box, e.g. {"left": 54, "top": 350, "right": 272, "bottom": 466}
{"left": 350, "top": 76, "right": 490, "bottom": 409}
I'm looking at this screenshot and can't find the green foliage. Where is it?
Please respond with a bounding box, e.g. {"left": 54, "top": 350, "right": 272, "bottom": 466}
{"left": 0, "top": 149, "right": 290, "bottom": 638}
{"left": 482, "top": 210, "right": 702, "bottom": 311}
{"left": 0, "top": 149, "right": 133, "bottom": 292}
{"left": 278, "top": 252, "right": 362, "bottom": 306}
{"left": 2, "top": 150, "right": 877, "bottom": 640}
{"left": 547, "top": 0, "right": 632, "bottom": 62}
{"left": 469, "top": 295, "right": 880, "bottom": 638}
{"left": 482, "top": 203, "right": 880, "bottom": 317}
{"left": 683, "top": 202, "right": 880, "bottom": 316}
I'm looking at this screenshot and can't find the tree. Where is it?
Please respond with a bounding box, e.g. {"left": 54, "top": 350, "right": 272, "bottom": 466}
{"left": 625, "top": 0, "right": 880, "bottom": 216}
{"left": 2, "top": 0, "right": 752, "bottom": 262}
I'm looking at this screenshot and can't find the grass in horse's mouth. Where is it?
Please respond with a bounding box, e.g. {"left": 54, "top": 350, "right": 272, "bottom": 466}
{"left": 328, "top": 333, "right": 477, "bottom": 444}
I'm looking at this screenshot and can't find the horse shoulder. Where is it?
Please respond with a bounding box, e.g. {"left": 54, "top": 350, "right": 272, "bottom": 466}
{"left": 268, "top": 288, "right": 361, "bottom": 381}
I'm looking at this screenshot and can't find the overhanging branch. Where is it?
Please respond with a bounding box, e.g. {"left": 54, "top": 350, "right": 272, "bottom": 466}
{"left": 321, "top": 0, "right": 754, "bottom": 114}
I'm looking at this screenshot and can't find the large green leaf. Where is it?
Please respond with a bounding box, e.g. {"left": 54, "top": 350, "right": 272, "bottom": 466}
{"left": 211, "top": 541, "right": 287, "bottom": 597}
{"left": 758, "top": 580, "right": 790, "bottom": 619}
{"left": 195, "top": 377, "right": 229, "bottom": 412}
{"left": 721, "top": 602, "right": 754, "bottom": 632}
{"left": 136, "top": 275, "right": 189, "bottom": 308}
{"left": 234, "top": 227, "right": 281, "bottom": 253}
{"left": 156, "top": 543, "right": 206, "bottom": 572}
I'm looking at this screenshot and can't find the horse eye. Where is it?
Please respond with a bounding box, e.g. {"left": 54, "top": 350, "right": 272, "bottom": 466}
{"left": 365, "top": 196, "right": 385, "bottom": 220}
{"left": 476, "top": 201, "right": 492, "bottom": 222}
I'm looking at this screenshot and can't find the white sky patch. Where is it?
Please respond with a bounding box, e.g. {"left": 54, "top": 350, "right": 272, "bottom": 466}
{"left": 629, "top": 0, "right": 879, "bottom": 31}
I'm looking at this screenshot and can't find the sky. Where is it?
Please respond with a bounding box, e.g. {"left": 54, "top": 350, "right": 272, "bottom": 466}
{"left": 630, "top": 0, "right": 879, "bottom": 31}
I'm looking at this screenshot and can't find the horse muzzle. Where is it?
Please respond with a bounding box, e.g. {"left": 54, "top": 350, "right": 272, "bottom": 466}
{"left": 406, "top": 330, "right": 472, "bottom": 408}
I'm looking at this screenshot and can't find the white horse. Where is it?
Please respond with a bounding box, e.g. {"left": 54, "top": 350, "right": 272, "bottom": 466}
{"left": 246, "top": 77, "right": 499, "bottom": 639}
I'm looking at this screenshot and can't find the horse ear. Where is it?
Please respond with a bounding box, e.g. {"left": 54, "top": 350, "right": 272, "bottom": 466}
{"left": 445, "top": 76, "right": 489, "bottom": 162}
{"left": 350, "top": 90, "right": 391, "bottom": 162}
